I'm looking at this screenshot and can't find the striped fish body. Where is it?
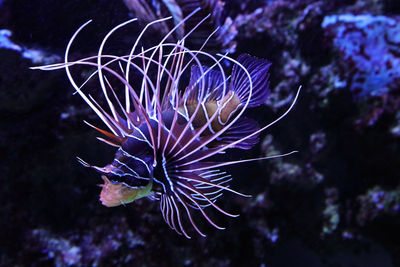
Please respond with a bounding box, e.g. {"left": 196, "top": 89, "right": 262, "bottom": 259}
{"left": 99, "top": 94, "right": 242, "bottom": 206}
{"left": 99, "top": 55, "right": 271, "bottom": 210}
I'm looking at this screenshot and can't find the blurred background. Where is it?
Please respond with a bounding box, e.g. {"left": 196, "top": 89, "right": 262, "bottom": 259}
{"left": 0, "top": 0, "right": 399, "bottom": 266}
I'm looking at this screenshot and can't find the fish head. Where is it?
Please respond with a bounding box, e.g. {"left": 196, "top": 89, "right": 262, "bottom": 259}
{"left": 100, "top": 175, "right": 153, "bottom": 207}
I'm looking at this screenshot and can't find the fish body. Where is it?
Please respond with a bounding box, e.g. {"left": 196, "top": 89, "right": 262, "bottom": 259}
{"left": 34, "top": 15, "right": 298, "bottom": 238}
{"left": 97, "top": 54, "right": 270, "bottom": 207}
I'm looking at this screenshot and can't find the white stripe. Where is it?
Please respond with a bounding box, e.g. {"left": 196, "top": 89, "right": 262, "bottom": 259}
{"left": 119, "top": 148, "right": 152, "bottom": 174}
{"left": 126, "top": 133, "right": 154, "bottom": 150}
{"left": 162, "top": 155, "right": 175, "bottom": 192}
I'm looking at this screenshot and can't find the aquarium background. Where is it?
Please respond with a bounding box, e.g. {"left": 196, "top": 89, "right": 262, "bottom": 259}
{"left": 1, "top": 0, "right": 400, "bottom": 266}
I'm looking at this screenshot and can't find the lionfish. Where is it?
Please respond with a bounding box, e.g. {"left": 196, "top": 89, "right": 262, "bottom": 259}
{"left": 33, "top": 11, "right": 299, "bottom": 238}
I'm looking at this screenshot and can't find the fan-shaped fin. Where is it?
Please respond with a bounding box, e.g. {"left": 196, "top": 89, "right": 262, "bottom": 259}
{"left": 231, "top": 54, "right": 271, "bottom": 107}
{"left": 212, "top": 116, "right": 260, "bottom": 150}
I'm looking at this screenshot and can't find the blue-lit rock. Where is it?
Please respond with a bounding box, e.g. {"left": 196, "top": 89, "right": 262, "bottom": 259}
{"left": 322, "top": 14, "right": 400, "bottom": 100}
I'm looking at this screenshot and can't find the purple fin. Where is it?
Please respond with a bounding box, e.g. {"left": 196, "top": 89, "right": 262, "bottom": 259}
{"left": 215, "top": 116, "right": 260, "bottom": 150}
{"left": 186, "top": 65, "right": 227, "bottom": 102}
{"left": 230, "top": 54, "right": 271, "bottom": 107}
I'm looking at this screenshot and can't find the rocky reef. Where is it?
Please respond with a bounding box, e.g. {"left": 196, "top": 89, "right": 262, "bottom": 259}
{"left": 0, "top": 0, "right": 399, "bottom": 266}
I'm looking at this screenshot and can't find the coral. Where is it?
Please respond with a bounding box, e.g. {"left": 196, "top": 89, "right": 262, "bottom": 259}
{"left": 233, "top": 1, "right": 322, "bottom": 46}
{"left": 319, "top": 13, "right": 400, "bottom": 135}
{"left": 357, "top": 186, "right": 400, "bottom": 226}
{"left": 266, "top": 51, "right": 310, "bottom": 111}
{"left": 262, "top": 135, "right": 324, "bottom": 187}
{"left": 0, "top": 29, "right": 60, "bottom": 64}
{"left": 309, "top": 131, "right": 326, "bottom": 155}
{"left": 322, "top": 14, "right": 400, "bottom": 100}
{"left": 123, "top": 0, "right": 238, "bottom": 53}
{"left": 308, "top": 62, "right": 345, "bottom": 108}
{"left": 26, "top": 217, "right": 145, "bottom": 266}
{"left": 322, "top": 187, "right": 340, "bottom": 235}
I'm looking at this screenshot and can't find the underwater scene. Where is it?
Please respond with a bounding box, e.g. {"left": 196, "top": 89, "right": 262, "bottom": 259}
{"left": 1, "top": 0, "right": 399, "bottom": 266}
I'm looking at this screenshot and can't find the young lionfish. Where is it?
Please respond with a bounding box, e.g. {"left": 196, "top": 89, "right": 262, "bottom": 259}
{"left": 34, "top": 11, "right": 299, "bottom": 238}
